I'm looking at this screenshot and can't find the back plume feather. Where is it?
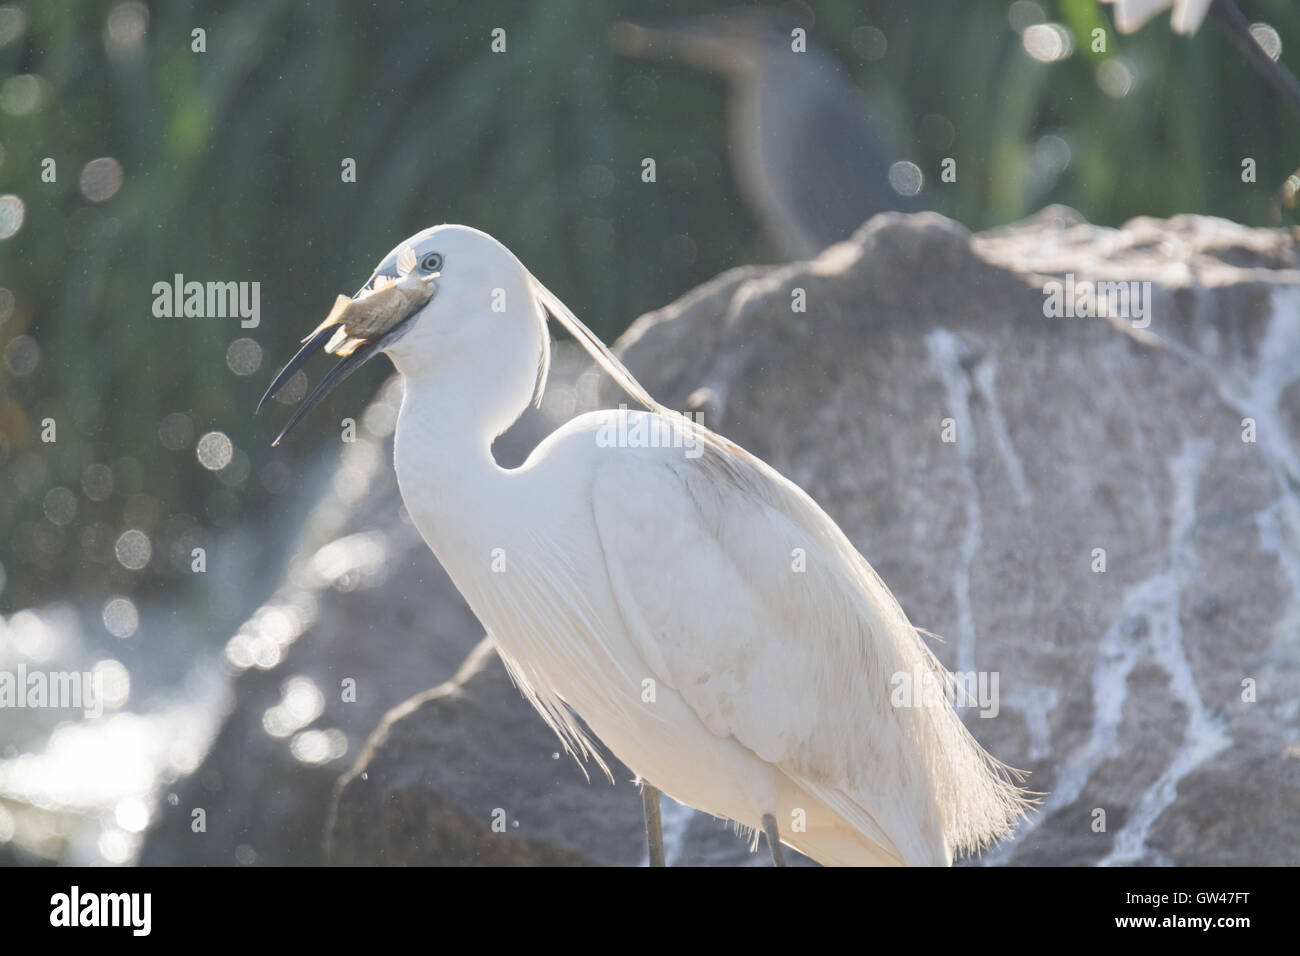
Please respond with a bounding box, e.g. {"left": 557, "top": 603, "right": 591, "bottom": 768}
{"left": 527, "top": 272, "right": 668, "bottom": 415}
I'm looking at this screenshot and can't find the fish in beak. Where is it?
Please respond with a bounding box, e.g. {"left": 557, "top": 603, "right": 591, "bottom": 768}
{"left": 257, "top": 246, "right": 438, "bottom": 445}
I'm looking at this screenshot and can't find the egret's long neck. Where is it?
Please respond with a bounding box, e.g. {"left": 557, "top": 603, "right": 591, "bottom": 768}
{"left": 386, "top": 270, "right": 547, "bottom": 581}
{"left": 389, "top": 357, "right": 530, "bottom": 576}
{"left": 394, "top": 363, "right": 504, "bottom": 489}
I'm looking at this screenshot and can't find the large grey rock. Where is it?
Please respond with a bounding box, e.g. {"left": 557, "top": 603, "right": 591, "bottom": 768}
{"left": 324, "top": 634, "right": 811, "bottom": 866}
{"left": 148, "top": 209, "right": 1300, "bottom": 866}
{"left": 325, "top": 637, "right": 613, "bottom": 866}
{"left": 610, "top": 208, "right": 1300, "bottom": 865}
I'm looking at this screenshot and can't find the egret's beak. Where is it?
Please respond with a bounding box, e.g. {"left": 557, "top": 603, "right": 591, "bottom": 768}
{"left": 257, "top": 266, "right": 435, "bottom": 445}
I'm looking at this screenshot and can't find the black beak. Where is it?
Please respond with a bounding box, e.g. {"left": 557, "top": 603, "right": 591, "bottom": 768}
{"left": 255, "top": 322, "right": 336, "bottom": 418}
{"left": 259, "top": 335, "right": 387, "bottom": 446}
{"left": 257, "top": 274, "right": 403, "bottom": 446}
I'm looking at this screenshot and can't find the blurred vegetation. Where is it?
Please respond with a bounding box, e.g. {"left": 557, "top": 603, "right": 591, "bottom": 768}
{"left": 0, "top": 0, "right": 1298, "bottom": 613}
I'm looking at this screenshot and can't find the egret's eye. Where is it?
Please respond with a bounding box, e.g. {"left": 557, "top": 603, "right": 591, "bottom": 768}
{"left": 421, "top": 252, "right": 443, "bottom": 273}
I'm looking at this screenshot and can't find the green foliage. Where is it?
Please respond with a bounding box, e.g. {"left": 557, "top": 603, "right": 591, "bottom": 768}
{"left": 0, "top": 0, "right": 1297, "bottom": 611}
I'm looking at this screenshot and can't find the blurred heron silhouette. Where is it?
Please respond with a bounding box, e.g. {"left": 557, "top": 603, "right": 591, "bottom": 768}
{"left": 611, "top": 10, "right": 920, "bottom": 260}
{"left": 259, "top": 224, "right": 1032, "bottom": 866}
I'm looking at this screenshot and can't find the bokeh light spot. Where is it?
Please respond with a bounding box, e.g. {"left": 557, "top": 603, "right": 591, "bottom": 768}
{"left": 42, "top": 487, "right": 77, "bottom": 526}
{"left": 81, "top": 464, "right": 115, "bottom": 502}
{"left": 114, "top": 529, "right": 151, "bottom": 570}
{"left": 104, "top": 1, "right": 148, "bottom": 54}
{"left": 1249, "top": 23, "right": 1281, "bottom": 61}
{"left": 1097, "top": 59, "right": 1134, "bottom": 98}
{"left": 79, "top": 157, "right": 124, "bottom": 203}
{"left": 92, "top": 658, "right": 131, "bottom": 709}
{"left": 0, "top": 74, "right": 43, "bottom": 115}
{"left": 1008, "top": 1, "right": 1045, "bottom": 33}
{"left": 272, "top": 370, "right": 307, "bottom": 405}
{"left": 3, "top": 334, "right": 38, "bottom": 375}
{"left": 196, "top": 431, "right": 233, "bottom": 470}
{"left": 158, "top": 411, "right": 195, "bottom": 450}
{"left": 225, "top": 337, "right": 262, "bottom": 376}
{"left": 888, "top": 161, "right": 924, "bottom": 197}
{"left": 0, "top": 5, "right": 26, "bottom": 48}
{"left": 102, "top": 596, "right": 139, "bottom": 638}
{"left": 851, "top": 25, "right": 887, "bottom": 61}
{"left": 1022, "top": 23, "right": 1071, "bottom": 62}
{"left": 0, "top": 194, "right": 24, "bottom": 239}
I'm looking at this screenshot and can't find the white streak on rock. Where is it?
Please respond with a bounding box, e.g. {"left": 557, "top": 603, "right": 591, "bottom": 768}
{"left": 926, "top": 328, "right": 982, "bottom": 675}
{"left": 1002, "top": 684, "right": 1060, "bottom": 761}
{"left": 991, "top": 438, "right": 1230, "bottom": 865}
{"left": 1101, "top": 438, "right": 1230, "bottom": 865}
{"left": 974, "top": 359, "right": 1032, "bottom": 507}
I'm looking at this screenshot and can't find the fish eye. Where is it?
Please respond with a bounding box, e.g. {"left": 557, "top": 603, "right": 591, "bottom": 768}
{"left": 421, "top": 252, "right": 443, "bottom": 272}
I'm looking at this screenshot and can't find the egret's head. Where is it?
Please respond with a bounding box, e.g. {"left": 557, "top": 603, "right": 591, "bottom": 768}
{"left": 260, "top": 223, "right": 660, "bottom": 445}
{"left": 258, "top": 224, "right": 550, "bottom": 444}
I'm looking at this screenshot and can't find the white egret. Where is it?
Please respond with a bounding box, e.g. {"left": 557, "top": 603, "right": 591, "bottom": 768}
{"left": 259, "top": 225, "right": 1033, "bottom": 866}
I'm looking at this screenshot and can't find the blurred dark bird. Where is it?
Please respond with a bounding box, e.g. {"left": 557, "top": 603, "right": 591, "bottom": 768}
{"left": 612, "top": 11, "right": 920, "bottom": 260}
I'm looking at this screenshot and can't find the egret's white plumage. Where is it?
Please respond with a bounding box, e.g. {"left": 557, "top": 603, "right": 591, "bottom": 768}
{"left": 264, "top": 224, "right": 1033, "bottom": 866}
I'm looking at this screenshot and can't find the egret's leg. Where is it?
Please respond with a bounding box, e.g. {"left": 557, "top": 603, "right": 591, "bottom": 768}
{"left": 642, "top": 783, "right": 666, "bottom": 867}
{"left": 761, "top": 813, "right": 787, "bottom": 867}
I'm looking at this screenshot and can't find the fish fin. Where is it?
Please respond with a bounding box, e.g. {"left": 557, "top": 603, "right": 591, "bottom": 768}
{"left": 325, "top": 326, "right": 352, "bottom": 354}
{"left": 396, "top": 245, "right": 417, "bottom": 277}
{"left": 303, "top": 295, "right": 353, "bottom": 341}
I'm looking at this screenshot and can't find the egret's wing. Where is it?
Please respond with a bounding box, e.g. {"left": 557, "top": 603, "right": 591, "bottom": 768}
{"left": 590, "top": 420, "right": 1028, "bottom": 864}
